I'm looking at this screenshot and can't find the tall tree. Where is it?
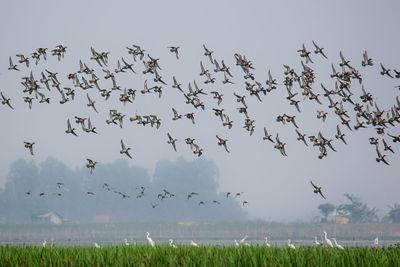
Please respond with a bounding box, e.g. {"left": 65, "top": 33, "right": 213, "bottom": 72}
{"left": 386, "top": 203, "right": 400, "bottom": 223}
{"left": 336, "top": 193, "right": 379, "bottom": 223}
{"left": 318, "top": 203, "right": 335, "bottom": 221}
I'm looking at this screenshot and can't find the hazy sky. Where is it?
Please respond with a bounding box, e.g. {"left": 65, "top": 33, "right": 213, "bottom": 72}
{"left": 0, "top": 0, "right": 399, "bottom": 221}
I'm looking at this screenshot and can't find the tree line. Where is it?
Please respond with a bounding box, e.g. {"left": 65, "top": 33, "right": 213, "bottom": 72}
{"left": 318, "top": 193, "right": 400, "bottom": 223}
{"left": 0, "top": 157, "right": 246, "bottom": 223}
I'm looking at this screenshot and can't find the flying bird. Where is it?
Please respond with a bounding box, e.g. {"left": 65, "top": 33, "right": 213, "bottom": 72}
{"left": 312, "top": 40, "right": 327, "bottom": 59}
{"left": 86, "top": 158, "right": 97, "bottom": 174}
{"left": 168, "top": 46, "right": 180, "bottom": 59}
{"left": 24, "top": 142, "right": 35, "bottom": 155}
{"left": 120, "top": 139, "right": 132, "bottom": 159}
{"left": 8, "top": 56, "right": 19, "bottom": 71}
{"left": 216, "top": 135, "right": 230, "bottom": 153}
{"left": 65, "top": 119, "right": 77, "bottom": 136}
{"left": 310, "top": 180, "right": 326, "bottom": 199}
{"left": 1, "top": 92, "right": 14, "bottom": 110}
{"left": 167, "top": 133, "right": 177, "bottom": 151}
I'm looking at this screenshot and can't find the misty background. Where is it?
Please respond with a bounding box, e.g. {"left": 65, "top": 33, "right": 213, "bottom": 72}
{"left": 0, "top": 0, "right": 399, "bottom": 223}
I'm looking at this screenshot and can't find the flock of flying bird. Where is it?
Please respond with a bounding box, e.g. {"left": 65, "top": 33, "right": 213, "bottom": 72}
{"left": 2, "top": 40, "right": 400, "bottom": 208}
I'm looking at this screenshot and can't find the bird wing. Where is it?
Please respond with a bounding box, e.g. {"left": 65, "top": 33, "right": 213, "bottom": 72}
{"left": 172, "top": 142, "right": 177, "bottom": 152}
{"left": 383, "top": 139, "right": 389, "bottom": 148}
{"left": 376, "top": 147, "right": 382, "bottom": 158}
{"left": 292, "top": 118, "right": 299, "bottom": 128}
{"left": 312, "top": 40, "right": 319, "bottom": 50}
{"left": 310, "top": 180, "right": 318, "bottom": 189}
{"left": 336, "top": 125, "right": 341, "bottom": 135}
{"left": 224, "top": 143, "right": 230, "bottom": 153}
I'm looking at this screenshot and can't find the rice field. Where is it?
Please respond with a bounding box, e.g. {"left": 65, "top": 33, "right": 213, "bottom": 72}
{"left": 1, "top": 245, "right": 400, "bottom": 267}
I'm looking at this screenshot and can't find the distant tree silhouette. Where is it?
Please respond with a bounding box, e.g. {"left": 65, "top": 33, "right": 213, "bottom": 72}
{"left": 336, "top": 193, "right": 378, "bottom": 223}
{"left": 385, "top": 203, "right": 400, "bottom": 223}
{"left": 318, "top": 203, "right": 335, "bottom": 222}
{"left": 0, "top": 157, "right": 246, "bottom": 222}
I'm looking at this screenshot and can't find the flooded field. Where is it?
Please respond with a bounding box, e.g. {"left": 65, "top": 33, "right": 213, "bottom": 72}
{"left": 1, "top": 221, "right": 399, "bottom": 248}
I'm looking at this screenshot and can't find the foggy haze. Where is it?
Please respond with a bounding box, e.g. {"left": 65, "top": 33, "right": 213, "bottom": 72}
{"left": 0, "top": 0, "right": 399, "bottom": 222}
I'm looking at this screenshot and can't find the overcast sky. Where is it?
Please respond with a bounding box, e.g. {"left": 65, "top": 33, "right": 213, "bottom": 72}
{"left": 0, "top": 0, "right": 399, "bottom": 221}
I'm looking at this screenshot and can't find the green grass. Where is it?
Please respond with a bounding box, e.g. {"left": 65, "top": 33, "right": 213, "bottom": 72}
{"left": 1, "top": 245, "right": 400, "bottom": 267}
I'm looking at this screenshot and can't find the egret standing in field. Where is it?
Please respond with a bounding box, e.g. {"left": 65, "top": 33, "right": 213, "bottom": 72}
{"left": 94, "top": 242, "right": 100, "bottom": 248}
{"left": 169, "top": 239, "right": 177, "bottom": 248}
{"left": 323, "top": 231, "right": 333, "bottom": 248}
{"left": 146, "top": 232, "right": 155, "bottom": 247}
{"left": 332, "top": 238, "right": 344, "bottom": 249}
{"left": 42, "top": 239, "right": 47, "bottom": 247}
{"left": 264, "top": 237, "right": 271, "bottom": 247}
{"left": 190, "top": 240, "right": 199, "bottom": 247}
{"left": 374, "top": 237, "right": 379, "bottom": 247}
{"left": 240, "top": 234, "right": 248, "bottom": 245}
{"left": 123, "top": 238, "right": 129, "bottom": 246}
{"left": 314, "top": 236, "right": 321, "bottom": 246}
{"left": 287, "top": 239, "right": 295, "bottom": 249}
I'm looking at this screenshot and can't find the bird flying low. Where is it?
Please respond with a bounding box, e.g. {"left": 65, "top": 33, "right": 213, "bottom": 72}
{"left": 120, "top": 139, "right": 132, "bottom": 159}
{"left": 24, "top": 142, "right": 35, "bottom": 155}
{"left": 310, "top": 181, "right": 326, "bottom": 199}
{"left": 216, "top": 135, "right": 230, "bottom": 153}
{"left": 65, "top": 119, "right": 78, "bottom": 136}
{"left": 1, "top": 92, "right": 14, "bottom": 109}
{"left": 86, "top": 158, "right": 97, "bottom": 174}
{"left": 167, "top": 133, "right": 177, "bottom": 151}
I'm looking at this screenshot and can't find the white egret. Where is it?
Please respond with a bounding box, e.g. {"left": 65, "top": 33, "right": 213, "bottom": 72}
{"left": 190, "top": 240, "right": 199, "bottom": 247}
{"left": 240, "top": 234, "right": 248, "bottom": 244}
{"left": 234, "top": 240, "right": 240, "bottom": 247}
{"left": 314, "top": 236, "right": 321, "bottom": 246}
{"left": 146, "top": 232, "right": 155, "bottom": 247}
{"left": 94, "top": 242, "right": 100, "bottom": 248}
{"left": 264, "top": 237, "right": 271, "bottom": 247}
{"left": 42, "top": 239, "right": 47, "bottom": 247}
{"left": 332, "top": 238, "right": 344, "bottom": 250}
{"left": 123, "top": 238, "right": 129, "bottom": 246}
{"left": 374, "top": 237, "right": 379, "bottom": 247}
{"left": 287, "top": 239, "right": 295, "bottom": 249}
{"left": 323, "top": 231, "right": 333, "bottom": 248}
{"left": 169, "top": 239, "right": 177, "bottom": 248}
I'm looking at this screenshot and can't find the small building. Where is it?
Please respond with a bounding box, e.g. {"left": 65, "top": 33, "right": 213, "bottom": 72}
{"left": 335, "top": 217, "right": 349, "bottom": 224}
{"left": 37, "top": 211, "right": 64, "bottom": 225}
